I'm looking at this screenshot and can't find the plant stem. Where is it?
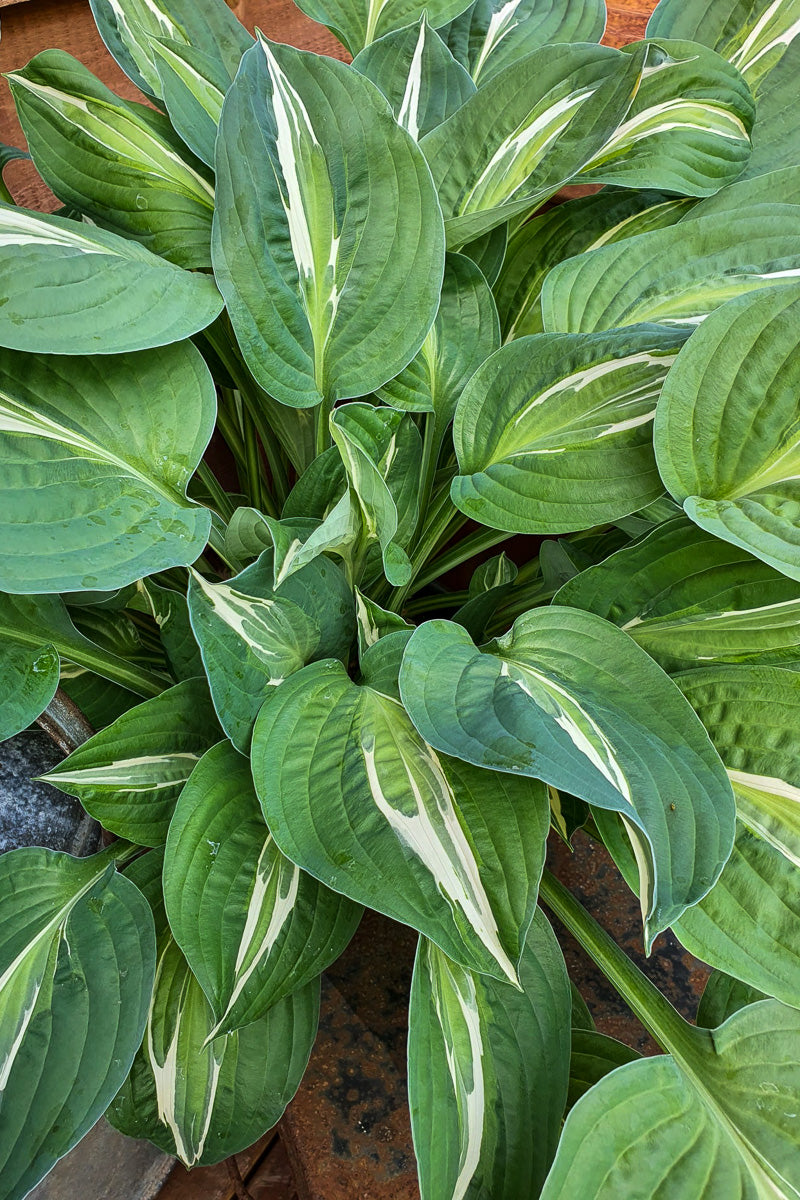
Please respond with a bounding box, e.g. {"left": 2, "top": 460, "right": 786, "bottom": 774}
{"left": 387, "top": 489, "right": 463, "bottom": 611}
{"left": 411, "top": 525, "right": 510, "bottom": 594}
{"left": 195, "top": 462, "right": 237, "bottom": 522}
{"left": 404, "top": 589, "right": 470, "bottom": 616}
{"left": 539, "top": 869, "right": 695, "bottom": 1058}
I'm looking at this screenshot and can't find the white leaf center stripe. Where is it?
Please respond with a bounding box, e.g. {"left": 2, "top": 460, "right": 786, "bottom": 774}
{"left": 429, "top": 951, "right": 486, "bottom": 1200}
{"left": 47, "top": 753, "right": 201, "bottom": 789}
{"left": 461, "top": 88, "right": 594, "bottom": 213}
{"left": 729, "top": 0, "right": 800, "bottom": 75}
{"left": 473, "top": 0, "right": 526, "bottom": 82}
{"left": 499, "top": 660, "right": 633, "bottom": 804}
{"left": 106, "top": 0, "right": 181, "bottom": 42}
{"left": 397, "top": 22, "right": 426, "bottom": 142}
{"left": 0, "top": 207, "right": 110, "bottom": 253}
{"left": 212, "top": 843, "right": 300, "bottom": 1034}
{"left": 591, "top": 98, "right": 749, "bottom": 159}
{"left": 510, "top": 351, "right": 673, "bottom": 428}
{"left": 0, "top": 390, "right": 185, "bottom": 505}
{"left": 147, "top": 940, "right": 225, "bottom": 1166}
{"left": 260, "top": 40, "right": 341, "bottom": 357}
{"left": 7, "top": 75, "right": 215, "bottom": 202}
{"left": 190, "top": 569, "right": 295, "bottom": 679}
{"left": 728, "top": 769, "right": 800, "bottom": 805}
{"left": 362, "top": 723, "right": 518, "bottom": 983}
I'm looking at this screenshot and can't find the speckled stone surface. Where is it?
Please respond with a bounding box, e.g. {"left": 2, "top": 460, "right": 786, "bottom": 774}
{"left": 0, "top": 728, "right": 95, "bottom": 854}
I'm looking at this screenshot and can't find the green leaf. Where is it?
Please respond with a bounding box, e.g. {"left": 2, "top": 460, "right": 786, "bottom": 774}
{"left": 568, "top": 1028, "right": 640, "bottom": 1110}
{"left": 131, "top": 578, "right": 205, "bottom": 682}
{"left": 187, "top": 551, "right": 355, "bottom": 752}
{"left": 0, "top": 143, "right": 29, "bottom": 206}
{"left": 282, "top": 444, "right": 347, "bottom": 520}
{"left": 378, "top": 253, "right": 500, "bottom": 428}
{"left": 251, "top": 658, "right": 550, "bottom": 984}
{"left": 555, "top": 517, "right": 800, "bottom": 672}
{"left": 696, "top": 969, "right": 766, "bottom": 1028}
{"left": 213, "top": 37, "right": 445, "bottom": 408}
{"left": 542, "top": 206, "right": 800, "bottom": 332}
{"left": 0, "top": 202, "right": 223, "bottom": 355}
{"left": 355, "top": 588, "right": 413, "bottom": 659}
{"left": 420, "top": 43, "right": 646, "bottom": 247}
{"left": 89, "top": 0, "right": 252, "bottom": 100}
{"left": 107, "top": 850, "right": 319, "bottom": 1167}
{"left": 439, "top": 0, "right": 606, "bottom": 86}
{"left": 230, "top": 500, "right": 361, "bottom": 588}
{"left": 742, "top": 34, "right": 800, "bottom": 177}
{"left": 0, "top": 591, "right": 166, "bottom": 741}
{"left": 0, "top": 844, "right": 155, "bottom": 1200}
{"left": 9, "top": 52, "right": 215, "bottom": 270}
{"left": 543, "top": 999, "right": 800, "bottom": 1199}
{"left": 164, "top": 742, "right": 361, "bottom": 1037}
{"left": 408, "top": 910, "right": 571, "bottom": 1200}
{"left": 685, "top": 163, "right": 800, "bottom": 217}
{"left": 41, "top": 678, "right": 220, "bottom": 846}
{"left": 655, "top": 283, "right": 800, "bottom": 581}
{"left": 352, "top": 17, "right": 476, "bottom": 141}
{"left": 59, "top": 667, "right": 139, "bottom": 729}
{"left": 293, "top": 0, "right": 474, "bottom": 56}
{"left": 575, "top": 39, "right": 754, "bottom": 193}
{"left": 451, "top": 326, "right": 687, "bottom": 534}
{"left": 461, "top": 221, "right": 508, "bottom": 285}
{"left": 399, "top": 611, "right": 736, "bottom": 945}
{"left": 150, "top": 38, "right": 229, "bottom": 167}
{"left": 330, "top": 403, "right": 422, "bottom": 586}
{"left": 494, "top": 187, "right": 694, "bottom": 341}
{"left": 0, "top": 342, "right": 215, "bottom": 594}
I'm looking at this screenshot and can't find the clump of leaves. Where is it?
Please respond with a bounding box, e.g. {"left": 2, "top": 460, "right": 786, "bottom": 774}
{"left": 1, "top": 0, "right": 800, "bottom": 1196}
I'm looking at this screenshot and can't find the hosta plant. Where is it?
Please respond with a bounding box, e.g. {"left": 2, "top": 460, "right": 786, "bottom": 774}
{"left": 2, "top": 0, "right": 800, "bottom": 1195}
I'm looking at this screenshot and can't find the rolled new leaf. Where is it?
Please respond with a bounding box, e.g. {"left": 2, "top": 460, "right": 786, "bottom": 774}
{"left": 9, "top": 52, "right": 215, "bottom": 269}
{"left": 164, "top": 742, "right": 362, "bottom": 1036}
{"left": 251, "top": 658, "right": 550, "bottom": 984}
{"left": 42, "top": 678, "right": 221, "bottom": 846}
{"left": 0, "top": 845, "right": 156, "bottom": 1200}
{"left": 399, "top": 611, "right": 736, "bottom": 945}
{"left": 108, "top": 850, "right": 319, "bottom": 1168}
{"left": 655, "top": 283, "right": 800, "bottom": 581}
{"left": 213, "top": 37, "right": 445, "bottom": 408}
{"left": 541, "top": 1000, "right": 800, "bottom": 1199}
{"left": 554, "top": 517, "right": 800, "bottom": 672}
{"left": 450, "top": 326, "right": 687, "bottom": 534}
{"left": 0, "top": 204, "right": 223, "bottom": 355}
{"left": 0, "top": 342, "right": 216, "bottom": 594}
{"left": 409, "top": 911, "right": 571, "bottom": 1200}
{"left": 89, "top": 0, "right": 252, "bottom": 100}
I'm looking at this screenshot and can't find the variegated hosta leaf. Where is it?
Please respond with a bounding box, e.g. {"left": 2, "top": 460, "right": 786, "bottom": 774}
{"left": 0, "top": 143, "right": 28, "bottom": 206}
{"left": 378, "top": 253, "right": 500, "bottom": 429}
{"left": 554, "top": 517, "right": 800, "bottom": 672}
{"left": 251, "top": 657, "right": 551, "bottom": 984}
{"left": 0, "top": 342, "right": 215, "bottom": 595}
{"left": 293, "top": 0, "right": 474, "bottom": 56}
{"left": 655, "top": 283, "right": 800, "bottom": 581}
{"left": 683, "top": 162, "right": 800, "bottom": 217}
{"left": 188, "top": 551, "right": 355, "bottom": 753}
{"left": 355, "top": 589, "right": 413, "bottom": 659}
{"left": 0, "top": 203, "right": 223, "bottom": 355}
{"left": 494, "top": 187, "right": 695, "bottom": 341}
{"left": 9, "top": 52, "right": 215, "bottom": 269}
{"left": 330, "top": 404, "right": 422, "bottom": 586}
{"left": 453, "top": 552, "right": 518, "bottom": 642}
{"left": 131, "top": 578, "right": 205, "bottom": 682}
{"left": 0, "top": 845, "right": 155, "bottom": 1200}
{"left": 541, "top": 999, "right": 800, "bottom": 1200}
{"left": 227, "top": 502, "right": 361, "bottom": 585}
{"left": 438, "top": 0, "right": 606, "bottom": 86}
{"left": 150, "top": 38, "right": 229, "bottom": 167}
{"left": 742, "top": 32, "right": 800, "bottom": 177}
{"left": 567, "top": 1029, "right": 640, "bottom": 1110}
{"left": 107, "top": 850, "right": 319, "bottom": 1168}
{"left": 164, "top": 742, "right": 362, "bottom": 1037}
{"left": 420, "top": 42, "right": 646, "bottom": 248}
{"left": 213, "top": 38, "right": 445, "bottom": 408}
{"left": 282, "top": 444, "right": 347, "bottom": 521}
{"left": 670, "top": 664, "right": 800, "bottom": 1005}
{"left": 42, "top": 678, "right": 221, "bottom": 847}
{"left": 0, "top": 592, "right": 165, "bottom": 742}
{"left": 451, "top": 326, "right": 687, "bottom": 534}
{"left": 398, "top": 611, "right": 736, "bottom": 946}
{"left": 352, "top": 18, "right": 476, "bottom": 141}
{"left": 89, "top": 0, "right": 252, "bottom": 100}
{"left": 541, "top": 206, "right": 800, "bottom": 333}
{"left": 576, "top": 39, "right": 754, "bottom": 193}
{"left": 408, "top": 911, "right": 571, "bottom": 1200}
